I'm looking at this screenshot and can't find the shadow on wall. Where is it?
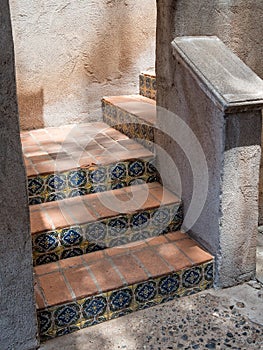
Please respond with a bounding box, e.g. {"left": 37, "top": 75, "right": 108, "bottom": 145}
{"left": 82, "top": 1, "right": 148, "bottom": 84}
{"left": 18, "top": 88, "right": 44, "bottom": 130}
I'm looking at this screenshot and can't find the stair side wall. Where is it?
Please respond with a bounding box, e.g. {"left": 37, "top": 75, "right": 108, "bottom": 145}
{"left": 0, "top": 1, "right": 38, "bottom": 349}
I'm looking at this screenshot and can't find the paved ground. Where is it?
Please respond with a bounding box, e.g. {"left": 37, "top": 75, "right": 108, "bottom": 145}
{"left": 40, "top": 231, "right": 263, "bottom": 350}
{"left": 40, "top": 280, "right": 263, "bottom": 350}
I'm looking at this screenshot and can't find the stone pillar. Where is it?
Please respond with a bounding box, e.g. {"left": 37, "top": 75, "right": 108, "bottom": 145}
{"left": 156, "top": 0, "right": 263, "bottom": 225}
{"left": 156, "top": 36, "right": 263, "bottom": 287}
{"left": 0, "top": 1, "right": 38, "bottom": 349}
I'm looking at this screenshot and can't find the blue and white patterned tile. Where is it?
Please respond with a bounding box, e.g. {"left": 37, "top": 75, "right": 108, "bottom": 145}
{"left": 61, "top": 248, "right": 83, "bottom": 260}
{"left": 34, "top": 232, "right": 59, "bottom": 253}
{"left": 108, "top": 216, "right": 128, "bottom": 237}
{"left": 38, "top": 310, "right": 52, "bottom": 335}
{"left": 108, "top": 288, "right": 133, "bottom": 312}
{"left": 61, "top": 227, "right": 83, "bottom": 247}
{"left": 134, "top": 280, "right": 157, "bottom": 304}
{"left": 81, "top": 316, "right": 107, "bottom": 328}
{"left": 110, "top": 163, "right": 126, "bottom": 181}
{"left": 128, "top": 160, "right": 145, "bottom": 177}
{"left": 47, "top": 192, "right": 66, "bottom": 202}
{"left": 204, "top": 262, "right": 214, "bottom": 282}
{"left": 82, "top": 296, "right": 107, "bottom": 320}
{"left": 28, "top": 177, "right": 44, "bottom": 196}
{"left": 158, "top": 273, "right": 180, "bottom": 296}
{"left": 29, "top": 196, "right": 44, "bottom": 205}
{"left": 131, "top": 211, "right": 150, "bottom": 232}
{"left": 182, "top": 267, "right": 202, "bottom": 289}
{"left": 137, "top": 300, "right": 160, "bottom": 311}
{"left": 68, "top": 170, "right": 87, "bottom": 188}
{"left": 151, "top": 207, "right": 171, "bottom": 228}
{"left": 85, "top": 222, "right": 107, "bottom": 242}
{"left": 108, "top": 236, "right": 129, "bottom": 248}
{"left": 109, "top": 308, "right": 133, "bottom": 320}
{"left": 128, "top": 178, "right": 146, "bottom": 186}
{"left": 54, "top": 303, "right": 80, "bottom": 328}
{"left": 88, "top": 167, "right": 107, "bottom": 184}
{"left": 46, "top": 174, "right": 67, "bottom": 192}
{"left": 86, "top": 242, "right": 107, "bottom": 253}
{"left": 90, "top": 185, "right": 107, "bottom": 193}
{"left": 35, "top": 253, "right": 59, "bottom": 266}
{"left": 130, "top": 231, "right": 151, "bottom": 242}
{"left": 68, "top": 188, "right": 88, "bottom": 198}
{"left": 111, "top": 182, "right": 127, "bottom": 190}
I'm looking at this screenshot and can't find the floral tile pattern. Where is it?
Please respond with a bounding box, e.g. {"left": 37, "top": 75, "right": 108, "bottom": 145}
{"left": 28, "top": 158, "right": 157, "bottom": 205}
{"left": 102, "top": 100, "right": 155, "bottom": 152}
{"left": 139, "top": 72, "right": 156, "bottom": 101}
{"left": 32, "top": 202, "right": 183, "bottom": 266}
{"left": 37, "top": 261, "right": 214, "bottom": 341}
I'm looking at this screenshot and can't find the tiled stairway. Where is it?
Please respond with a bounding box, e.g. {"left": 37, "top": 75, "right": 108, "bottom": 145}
{"left": 21, "top": 70, "right": 214, "bottom": 342}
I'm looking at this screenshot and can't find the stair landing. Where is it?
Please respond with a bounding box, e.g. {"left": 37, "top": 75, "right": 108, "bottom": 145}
{"left": 21, "top": 122, "right": 156, "bottom": 205}
{"left": 35, "top": 231, "right": 214, "bottom": 341}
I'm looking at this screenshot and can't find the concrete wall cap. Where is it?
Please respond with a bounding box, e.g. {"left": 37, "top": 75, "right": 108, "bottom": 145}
{"left": 172, "top": 36, "right": 263, "bottom": 113}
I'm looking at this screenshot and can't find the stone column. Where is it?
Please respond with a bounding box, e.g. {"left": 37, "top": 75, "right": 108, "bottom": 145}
{"left": 156, "top": 36, "right": 263, "bottom": 287}
{"left": 0, "top": 1, "right": 38, "bottom": 348}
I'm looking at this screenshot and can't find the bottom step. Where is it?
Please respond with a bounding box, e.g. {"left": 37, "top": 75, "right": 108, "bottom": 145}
{"left": 35, "top": 232, "right": 214, "bottom": 341}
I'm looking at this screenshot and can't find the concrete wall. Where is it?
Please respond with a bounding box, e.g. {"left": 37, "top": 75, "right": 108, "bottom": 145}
{"left": 156, "top": 2, "right": 263, "bottom": 286}
{"left": 0, "top": 1, "right": 38, "bottom": 349}
{"left": 9, "top": 0, "right": 156, "bottom": 130}
{"left": 156, "top": 0, "right": 263, "bottom": 224}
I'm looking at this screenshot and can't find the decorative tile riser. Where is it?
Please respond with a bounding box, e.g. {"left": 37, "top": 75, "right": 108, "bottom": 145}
{"left": 102, "top": 101, "right": 154, "bottom": 151}
{"left": 139, "top": 73, "right": 156, "bottom": 101}
{"left": 33, "top": 203, "right": 183, "bottom": 266}
{"left": 28, "top": 158, "right": 158, "bottom": 205}
{"left": 38, "top": 261, "right": 214, "bottom": 341}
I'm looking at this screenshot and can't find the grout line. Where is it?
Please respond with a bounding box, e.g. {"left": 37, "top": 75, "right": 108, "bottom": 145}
{"left": 172, "top": 241, "right": 196, "bottom": 266}
{"left": 81, "top": 257, "right": 103, "bottom": 294}
{"left": 34, "top": 276, "right": 49, "bottom": 309}
{"left": 146, "top": 242, "right": 174, "bottom": 272}
{"left": 131, "top": 252, "right": 152, "bottom": 279}
{"left": 60, "top": 268, "right": 77, "bottom": 301}
{"left": 42, "top": 207, "right": 56, "bottom": 231}
{"left": 106, "top": 256, "right": 128, "bottom": 286}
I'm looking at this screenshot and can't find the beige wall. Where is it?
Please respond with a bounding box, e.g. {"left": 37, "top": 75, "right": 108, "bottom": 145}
{"left": 10, "top": 0, "right": 156, "bottom": 130}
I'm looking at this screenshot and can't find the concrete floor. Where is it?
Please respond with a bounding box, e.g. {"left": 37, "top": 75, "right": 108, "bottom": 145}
{"left": 40, "top": 231, "right": 263, "bottom": 350}
{"left": 40, "top": 281, "right": 263, "bottom": 350}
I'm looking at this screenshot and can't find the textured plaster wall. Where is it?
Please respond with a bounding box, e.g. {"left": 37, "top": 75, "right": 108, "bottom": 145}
{"left": 0, "top": 1, "right": 38, "bottom": 349}
{"left": 157, "top": 0, "right": 263, "bottom": 114}
{"left": 156, "top": 2, "right": 263, "bottom": 286}
{"left": 9, "top": 0, "right": 156, "bottom": 130}
{"left": 156, "top": 0, "right": 263, "bottom": 223}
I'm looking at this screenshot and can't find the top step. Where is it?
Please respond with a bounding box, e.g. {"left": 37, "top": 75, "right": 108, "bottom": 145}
{"left": 139, "top": 68, "right": 156, "bottom": 101}
{"left": 21, "top": 122, "right": 157, "bottom": 205}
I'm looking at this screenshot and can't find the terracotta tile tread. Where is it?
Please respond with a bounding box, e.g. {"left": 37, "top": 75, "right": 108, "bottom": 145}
{"left": 30, "top": 182, "right": 180, "bottom": 234}
{"left": 22, "top": 122, "right": 154, "bottom": 176}
{"left": 34, "top": 231, "right": 213, "bottom": 309}
{"left": 103, "top": 95, "right": 156, "bottom": 126}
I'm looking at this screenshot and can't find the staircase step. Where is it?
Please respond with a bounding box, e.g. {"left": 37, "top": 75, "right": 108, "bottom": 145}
{"left": 35, "top": 231, "right": 214, "bottom": 341}
{"left": 139, "top": 68, "right": 156, "bottom": 100}
{"left": 102, "top": 95, "right": 156, "bottom": 150}
{"left": 21, "top": 122, "right": 158, "bottom": 205}
{"left": 31, "top": 182, "right": 183, "bottom": 266}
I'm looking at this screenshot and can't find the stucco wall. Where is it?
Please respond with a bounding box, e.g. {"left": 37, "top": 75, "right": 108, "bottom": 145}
{"left": 156, "top": 0, "right": 263, "bottom": 222}
{"left": 156, "top": 2, "right": 263, "bottom": 286}
{"left": 0, "top": 1, "right": 38, "bottom": 348}
{"left": 10, "top": 0, "right": 156, "bottom": 130}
